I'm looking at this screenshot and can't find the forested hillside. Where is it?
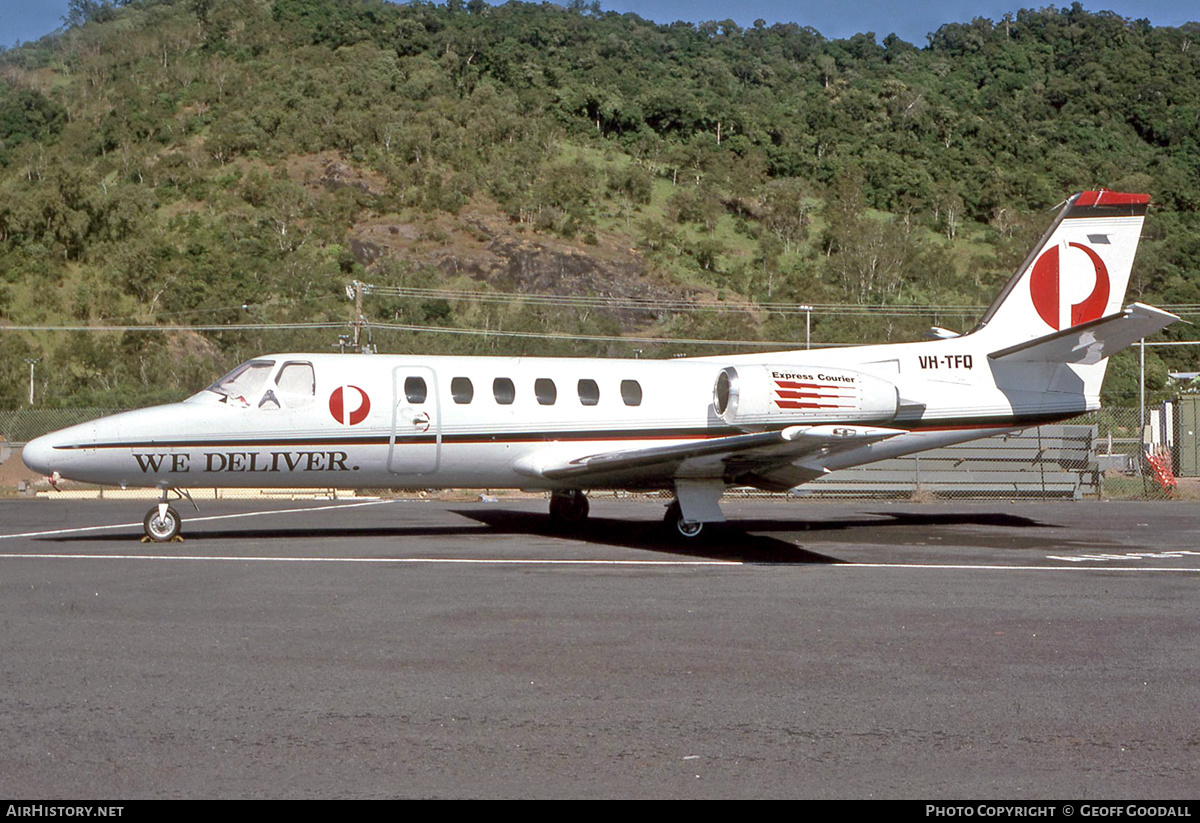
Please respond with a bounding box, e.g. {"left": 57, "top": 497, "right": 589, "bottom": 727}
{"left": 1, "top": 0, "right": 1199, "bottom": 408}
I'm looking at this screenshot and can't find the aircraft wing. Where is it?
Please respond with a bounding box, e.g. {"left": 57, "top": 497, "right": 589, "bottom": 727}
{"left": 516, "top": 424, "right": 907, "bottom": 489}
{"left": 988, "top": 302, "right": 1179, "bottom": 365}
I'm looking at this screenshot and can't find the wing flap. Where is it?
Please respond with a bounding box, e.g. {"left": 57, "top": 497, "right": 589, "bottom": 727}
{"left": 522, "top": 424, "right": 907, "bottom": 485}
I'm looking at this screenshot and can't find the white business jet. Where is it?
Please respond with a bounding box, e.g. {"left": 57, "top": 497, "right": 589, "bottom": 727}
{"left": 23, "top": 191, "right": 1178, "bottom": 541}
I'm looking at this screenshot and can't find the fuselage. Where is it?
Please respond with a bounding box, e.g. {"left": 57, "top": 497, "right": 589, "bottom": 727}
{"left": 22, "top": 331, "right": 1094, "bottom": 493}
{"left": 17, "top": 191, "right": 1172, "bottom": 543}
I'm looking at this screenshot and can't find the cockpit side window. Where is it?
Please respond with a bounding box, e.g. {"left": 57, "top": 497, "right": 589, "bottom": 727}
{"left": 277, "top": 362, "right": 315, "bottom": 396}
{"left": 263, "top": 362, "right": 316, "bottom": 409}
{"left": 207, "top": 360, "right": 275, "bottom": 407}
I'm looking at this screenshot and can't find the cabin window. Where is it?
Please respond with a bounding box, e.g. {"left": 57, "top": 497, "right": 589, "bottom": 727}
{"left": 535, "top": 378, "right": 557, "bottom": 405}
{"left": 404, "top": 376, "right": 428, "bottom": 404}
{"left": 493, "top": 377, "right": 515, "bottom": 405}
{"left": 577, "top": 379, "right": 600, "bottom": 406}
{"left": 451, "top": 377, "right": 474, "bottom": 404}
{"left": 621, "top": 379, "right": 643, "bottom": 406}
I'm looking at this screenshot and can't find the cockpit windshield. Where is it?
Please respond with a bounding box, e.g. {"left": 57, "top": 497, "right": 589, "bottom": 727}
{"left": 204, "top": 360, "right": 275, "bottom": 407}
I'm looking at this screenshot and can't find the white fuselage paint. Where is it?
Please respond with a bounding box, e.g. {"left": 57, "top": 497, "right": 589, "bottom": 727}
{"left": 22, "top": 333, "right": 1091, "bottom": 494}
{"left": 20, "top": 191, "right": 1177, "bottom": 539}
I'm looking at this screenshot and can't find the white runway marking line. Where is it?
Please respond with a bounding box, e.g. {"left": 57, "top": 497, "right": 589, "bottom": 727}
{"left": 1046, "top": 550, "right": 1200, "bottom": 563}
{"left": 0, "top": 499, "right": 396, "bottom": 540}
{"left": 4, "top": 503, "right": 1200, "bottom": 572}
{"left": 0, "top": 554, "right": 742, "bottom": 567}
{"left": 1, "top": 554, "right": 1199, "bottom": 572}
{"left": 838, "top": 563, "right": 1200, "bottom": 572}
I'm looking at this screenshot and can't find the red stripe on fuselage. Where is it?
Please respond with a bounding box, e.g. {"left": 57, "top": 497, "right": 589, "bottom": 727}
{"left": 774, "top": 380, "right": 852, "bottom": 391}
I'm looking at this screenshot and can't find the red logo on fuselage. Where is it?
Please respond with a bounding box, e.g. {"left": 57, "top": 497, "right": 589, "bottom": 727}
{"left": 329, "top": 385, "right": 371, "bottom": 425}
{"left": 1029, "top": 242, "right": 1110, "bottom": 330}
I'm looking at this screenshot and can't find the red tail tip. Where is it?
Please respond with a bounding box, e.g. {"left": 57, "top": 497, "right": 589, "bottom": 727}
{"left": 1076, "top": 190, "right": 1150, "bottom": 207}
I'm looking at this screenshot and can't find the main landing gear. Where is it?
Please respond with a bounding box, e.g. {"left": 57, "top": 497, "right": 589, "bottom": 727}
{"left": 546, "top": 491, "right": 709, "bottom": 539}
{"left": 664, "top": 500, "right": 705, "bottom": 539}
{"left": 548, "top": 489, "right": 590, "bottom": 526}
{"left": 142, "top": 489, "right": 195, "bottom": 542}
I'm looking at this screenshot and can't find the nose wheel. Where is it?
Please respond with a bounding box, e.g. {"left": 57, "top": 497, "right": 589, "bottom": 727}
{"left": 142, "top": 489, "right": 195, "bottom": 542}
{"left": 143, "top": 503, "right": 182, "bottom": 542}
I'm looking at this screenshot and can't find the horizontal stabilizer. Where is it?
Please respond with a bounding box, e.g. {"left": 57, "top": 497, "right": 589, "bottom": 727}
{"left": 988, "top": 303, "right": 1179, "bottom": 366}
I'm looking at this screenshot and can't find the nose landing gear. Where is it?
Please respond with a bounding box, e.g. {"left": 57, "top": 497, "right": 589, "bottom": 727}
{"left": 142, "top": 489, "right": 195, "bottom": 542}
{"left": 143, "top": 503, "right": 182, "bottom": 542}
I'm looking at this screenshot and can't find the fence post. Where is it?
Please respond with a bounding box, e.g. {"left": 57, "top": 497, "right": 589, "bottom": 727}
{"left": 1138, "top": 339, "right": 1146, "bottom": 476}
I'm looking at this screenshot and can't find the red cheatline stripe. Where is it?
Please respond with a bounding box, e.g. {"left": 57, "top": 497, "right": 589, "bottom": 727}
{"left": 774, "top": 401, "right": 852, "bottom": 409}
{"left": 774, "top": 381, "right": 853, "bottom": 391}
{"left": 775, "top": 390, "right": 845, "bottom": 400}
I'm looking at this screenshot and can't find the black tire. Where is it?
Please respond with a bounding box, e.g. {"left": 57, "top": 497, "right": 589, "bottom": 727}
{"left": 663, "top": 500, "right": 704, "bottom": 539}
{"left": 549, "top": 490, "right": 589, "bottom": 525}
{"left": 144, "top": 505, "right": 181, "bottom": 542}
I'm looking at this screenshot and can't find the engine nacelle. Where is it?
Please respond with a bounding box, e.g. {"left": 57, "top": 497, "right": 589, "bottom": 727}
{"left": 713, "top": 365, "right": 898, "bottom": 428}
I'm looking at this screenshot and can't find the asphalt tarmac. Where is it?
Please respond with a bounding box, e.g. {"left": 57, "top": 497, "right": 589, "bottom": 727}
{"left": 1, "top": 496, "right": 1198, "bottom": 799}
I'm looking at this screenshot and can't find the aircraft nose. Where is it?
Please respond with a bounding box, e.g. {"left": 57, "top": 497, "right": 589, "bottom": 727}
{"left": 21, "top": 433, "right": 57, "bottom": 476}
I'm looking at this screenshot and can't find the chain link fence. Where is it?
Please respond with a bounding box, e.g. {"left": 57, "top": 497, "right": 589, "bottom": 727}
{"left": 1, "top": 405, "right": 1191, "bottom": 500}
{"left": 0, "top": 408, "right": 128, "bottom": 445}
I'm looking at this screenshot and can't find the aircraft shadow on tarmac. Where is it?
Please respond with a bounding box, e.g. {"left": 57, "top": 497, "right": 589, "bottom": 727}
{"left": 41, "top": 511, "right": 831, "bottom": 562}
{"left": 454, "top": 508, "right": 1066, "bottom": 560}
{"left": 43, "top": 507, "right": 1064, "bottom": 562}
{"left": 453, "top": 509, "right": 840, "bottom": 563}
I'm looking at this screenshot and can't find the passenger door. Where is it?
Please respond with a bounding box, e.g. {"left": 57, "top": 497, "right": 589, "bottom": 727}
{"left": 388, "top": 366, "right": 440, "bottom": 475}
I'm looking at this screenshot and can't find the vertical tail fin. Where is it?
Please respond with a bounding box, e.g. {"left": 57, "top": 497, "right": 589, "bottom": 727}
{"left": 974, "top": 191, "right": 1149, "bottom": 344}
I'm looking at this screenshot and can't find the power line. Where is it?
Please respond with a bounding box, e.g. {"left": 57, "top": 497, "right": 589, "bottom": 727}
{"left": 6, "top": 320, "right": 1199, "bottom": 349}
{"left": 363, "top": 284, "right": 988, "bottom": 316}
{"left": 1, "top": 323, "right": 345, "bottom": 332}
{"left": 363, "top": 284, "right": 1200, "bottom": 318}
{"left": 0, "top": 321, "right": 843, "bottom": 347}
{"left": 370, "top": 322, "right": 847, "bottom": 347}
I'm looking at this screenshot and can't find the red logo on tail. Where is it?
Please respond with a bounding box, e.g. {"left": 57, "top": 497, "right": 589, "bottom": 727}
{"left": 1029, "top": 242, "right": 1110, "bottom": 330}
{"left": 329, "top": 385, "right": 371, "bottom": 425}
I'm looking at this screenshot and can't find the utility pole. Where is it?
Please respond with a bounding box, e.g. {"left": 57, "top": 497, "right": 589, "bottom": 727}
{"left": 24, "top": 358, "right": 40, "bottom": 406}
{"left": 340, "top": 281, "right": 373, "bottom": 354}
{"left": 799, "top": 305, "right": 813, "bottom": 350}
{"left": 352, "top": 280, "right": 364, "bottom": 353}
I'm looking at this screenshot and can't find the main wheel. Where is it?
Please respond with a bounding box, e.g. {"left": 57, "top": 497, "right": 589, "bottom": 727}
{"left": 144, "top": 505, "right": 181, "bottom": 542}
{"left": 549, "top": 490, "right": 590, "bottom": 525}
{"left": 663, "top": 500, "right": 704, "bottom": 539}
